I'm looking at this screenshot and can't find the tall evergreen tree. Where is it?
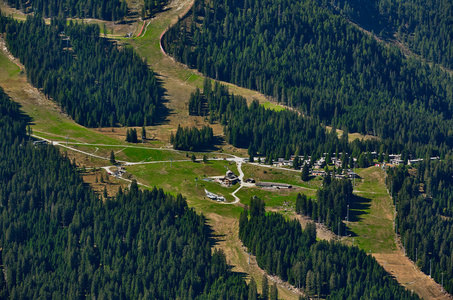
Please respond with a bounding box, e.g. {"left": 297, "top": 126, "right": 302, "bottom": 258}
{"left": 301, "top": 163, "right": 310, "bottom": 181}
{"left": 110, "top": 150, "right": 116, "bottom": 164}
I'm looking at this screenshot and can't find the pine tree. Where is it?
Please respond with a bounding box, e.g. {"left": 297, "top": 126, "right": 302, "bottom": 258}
{"left": 110, "top": 150, "right": 116, "bottom": 164}
{"left": 301, "top": 163, "right": 310, "bottom": 181}
{"left": 126, "top": 128, "right": 131, "bottom": 142}
{"left": 248, "top": 277, "right": 257, "bottom": 300}
{"left": 293, "top": 156, "right": 300, "bottom": 170}
{"left": 262, "top": 275, "right": 269, "bottom": 300}
{"left": 270, "top": 283, "right": 278, "bottom": 300}
{"left": 142, "top": 126, "right": 146, "bottom": 141}
{"left": 131, "top": 128, "right": 138, "bottom": 143}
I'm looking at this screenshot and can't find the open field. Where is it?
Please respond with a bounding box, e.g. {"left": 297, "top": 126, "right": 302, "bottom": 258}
{"left": 241, "top": 163, "right": 322, "bottom": 189}
{"left": 126, "top": 160, "right": 239, "bottom": 205}
{"left": 236, "top": 186, "right": 309, "bottom": 208}
{"left": 345, "top": 167, "right": 397, "bottom": 253}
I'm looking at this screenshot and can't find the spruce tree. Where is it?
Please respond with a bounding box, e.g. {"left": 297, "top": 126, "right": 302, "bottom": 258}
{"left": 110, "top": 150, "right": 116, "bottom": 164}
{"left": 262, "top": 275, "right": 269, "bottom": 300}
{"left": 270, "top": 283, "right": 278, "bottom": 300}
{"left": 301, "top": 163, "right": 310, "bottom": 181}
{"left": 142, "top": 126, "right": 146, "bottom": 141}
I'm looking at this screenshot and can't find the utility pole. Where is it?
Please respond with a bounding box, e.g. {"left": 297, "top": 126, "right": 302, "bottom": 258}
{"left": 442, "top": 272, "right": 444, "bottom": 291}
{"left": 345, "top": 217, "right": 347, "bottom": 236}
{"left": 347, "top": 204, "right": 349, "bottom": 224}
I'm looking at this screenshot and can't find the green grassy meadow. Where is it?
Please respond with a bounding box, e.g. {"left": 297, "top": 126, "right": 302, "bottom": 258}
{"left": 345, "top": 167, "right": 397, "bottom": 253}
{"left": 127, "top": 160, "right": 244, "bottom": 217}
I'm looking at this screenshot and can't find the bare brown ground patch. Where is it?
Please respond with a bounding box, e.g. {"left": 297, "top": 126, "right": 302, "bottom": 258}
{"left": 63, "top": 147, "right": 107, "bottom": 168}
{"left": 373, "top": 252, "right": 451, "bottom": 300}
{"left": 82, "top": 170, "right": 127, "bottom": 198}
{"left": 0, "top": 2, "right": 26, "bottom": 19}
{"left": 326, "top": 125, "right": 377, "bottom": 142}
{"left": 293, "top": 214, "right": 335, "bottom": 241}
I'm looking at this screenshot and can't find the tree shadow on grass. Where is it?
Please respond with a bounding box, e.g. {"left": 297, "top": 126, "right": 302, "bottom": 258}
{"left": 153, "top": 73, "right": 172, "bottom": 126}
{"left": 348, "top": 194, "right": 371, "bottom": 222}
{"left": 206, "top": 221, "right": 226, "bottom": 247}
{"left": 202, "top": 135, "right": 225, "bottom": 152}
{"left": 205, "top": 220, "right": 249, "bottom": 276}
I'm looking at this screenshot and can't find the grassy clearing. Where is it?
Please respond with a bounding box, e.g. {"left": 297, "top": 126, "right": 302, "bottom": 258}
{"left": 0, "top": 52, "right": 20, "bottom": 80}
{"left": 344, "top": 167, "right": 396, "bottom": 253}
{"left": 127, "top": 160, "right": 244, "bottom": 217}
{"left": 121, "top": 147, "right": 185, "bottom": 162}
{"left": 241, "top": 163, "right": 322, "bottom": 189}
{"left": 325, "top": 125, "right": 377, "bottom": 142}
{"left": 0, "top": 2, "right": 27, "bottom": 20}
{"left": 260, "top": 101, "right": 286, "bottom": 112}
{"left": 236, "top": 186, "right": 310, "bottom": 208}
{"left": 64, "top": 143, "right": 231, "bottom": 163}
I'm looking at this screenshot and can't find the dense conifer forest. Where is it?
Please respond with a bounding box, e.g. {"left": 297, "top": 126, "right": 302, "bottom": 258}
{"left": 239, "top": 198, "right": 419, "bottom": 299}
{"left": 0, "top": 13, "right": 161, "bottom": 127}
{"left": 388, "top": 160, "right": 453, "bottom": 294}
{"left": 142, "top": 0, "right": 170, "bottom": 18}
{"left": 324, "top": 0, "right": 453, "bottom": 69}
{"left": 190, "top": 79, "right": 366, "bottom": 160}
{"left": 4, "top": 0, "right": 127, "bottom": 21}
{"left": 296, "top": 177, "right": 352, "bottom": 234}
{"left": 170, "top": 124, "right": 214, "bottom": 151}
{"left": 188, "top": 79, "right": 443, "bottom": 163}
{"left": 0, "top": 87, "right": 251, "bottom": 299}
{"left": 163, "top": 0, "right": 453, "bottom": 156}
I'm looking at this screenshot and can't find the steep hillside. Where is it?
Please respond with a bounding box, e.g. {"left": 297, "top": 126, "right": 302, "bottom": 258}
{"left": 324, "top": 0, "right": 453, "bottom": 70}
{"left": 162, "top": 0, "right": 453, "bottom": 158}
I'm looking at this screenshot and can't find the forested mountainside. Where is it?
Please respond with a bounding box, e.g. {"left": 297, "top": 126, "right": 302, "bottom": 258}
{"left": 170, "top": 124, "right": 214, "bottom": 151}
{"left": 4, "top": 0, "right": 127, "bottom": 21}
{"left": 388, "top": 160, "right": 453, "bottom": 294}
{"left": 189, "top": 79, "right": 436, "bottom": 161}
{"left": 296, "top": 177, "right": 352, "bottom": 234}
{"left": 323, "top": 0, "right": 453, "bottom": 69}
{"left": 239, "top": 198, "right": 419, "bottom": 299}
{"left": 0, "top": 14, "right": 161, "bottom": 127}
{"left": 162, "top": 0, "right": 453, "bottom": 156}
{"left": 142, "top": 0, "right": 170, "bottom": 18}
{"left": 0, "top": 87, "right": 251, "bottom": 299}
